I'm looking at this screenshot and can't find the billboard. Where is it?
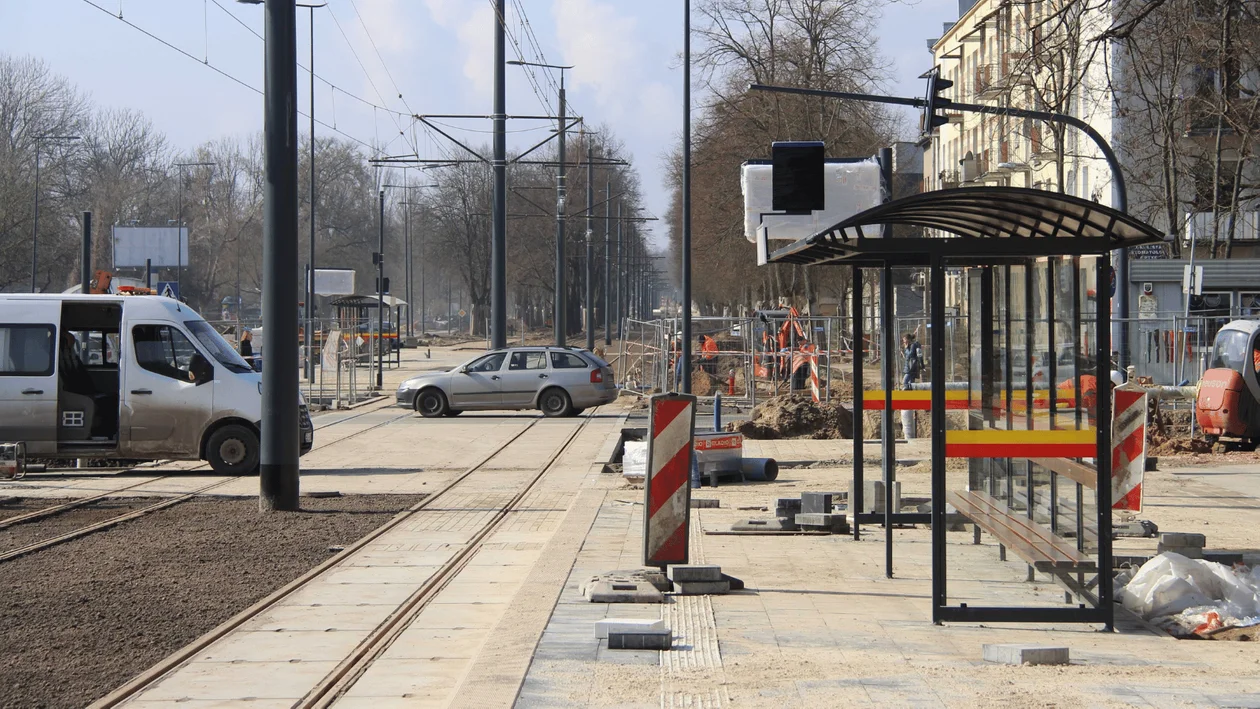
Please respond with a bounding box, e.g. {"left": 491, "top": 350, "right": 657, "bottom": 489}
{"left": 741, "top": 158, "right": 883, "bottom": 244}
{"left": 313, "top": 268, "right": 356, "bottom": 296}
{"left": 112, "top": 226, "right": 189, "bottom": 268}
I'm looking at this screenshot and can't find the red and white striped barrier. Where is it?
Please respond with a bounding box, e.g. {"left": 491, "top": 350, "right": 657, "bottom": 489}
{"left": 809, "top": 352, "right": 820, "bottom": 402}
{"left": 643, "top": 393, "right": 696, "bottom": 567}
{"left": 1111, "top": 385, "right": 1147, "bottom": 512}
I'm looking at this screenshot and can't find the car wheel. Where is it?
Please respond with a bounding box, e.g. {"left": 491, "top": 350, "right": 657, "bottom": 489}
{"left": 539, "top": 387, "right": 572, "bottom": 418}
{"left": 415, "top": 388, "right": 449, "bottom": 418}
{"left": 444, "top": 410, "right": 463, "bottom": 417}
{"left": 567, "top": 408, "right": 585, "bottom": 417}
{"left": 206, "top": 424, "right": 260, "bottom": 476}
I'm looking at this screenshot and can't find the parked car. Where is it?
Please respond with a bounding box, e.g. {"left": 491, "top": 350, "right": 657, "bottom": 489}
{"left": 395, "top": 346, "right": 616, "bottom": 417}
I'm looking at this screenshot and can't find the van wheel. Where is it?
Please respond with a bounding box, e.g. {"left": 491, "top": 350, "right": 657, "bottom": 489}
{"left": 415, "top": 388, "right": 448, "bottom": 418}
{"left": 539, "top": 388, "right": 572, "bottom": 417}
{"left": 206, "top": 424, "right": 259, "bottom": 476}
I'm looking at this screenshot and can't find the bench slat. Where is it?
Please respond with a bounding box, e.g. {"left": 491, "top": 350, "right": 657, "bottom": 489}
{"left": 1021, "top": 457, "right": 1098, "bottom": 489}
{"left": 948, "top": 490, "right": 1097, "bottom": 572}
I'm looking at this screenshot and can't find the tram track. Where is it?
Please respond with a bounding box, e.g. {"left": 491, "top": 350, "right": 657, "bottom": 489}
{"left": 0, "top": 399, "right": 413, "bottom": 566}
{"left": 92, "top": 409, "right": 596, "bottom": 709}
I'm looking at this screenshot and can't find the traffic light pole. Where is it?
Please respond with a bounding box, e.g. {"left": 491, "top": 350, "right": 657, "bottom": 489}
{"left": 748, "top": 81, "right": 1132, "bottom": 365}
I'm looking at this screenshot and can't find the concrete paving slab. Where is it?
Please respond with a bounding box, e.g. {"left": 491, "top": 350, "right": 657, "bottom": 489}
{"left": 195, "top": 630, "right": 364, "bottom": 663}
{"left": 136, "top": 659, "right": 340, "bottom": 701}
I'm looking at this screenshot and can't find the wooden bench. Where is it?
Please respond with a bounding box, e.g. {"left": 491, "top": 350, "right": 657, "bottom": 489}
{"left": 947, "top": 490, "right": 1097, "bottom": 573}
{"left": 1020, "top": 457, "right": 1097, "bottom": 489}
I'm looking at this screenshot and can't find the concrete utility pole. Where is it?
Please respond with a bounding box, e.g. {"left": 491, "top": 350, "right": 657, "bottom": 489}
{"left": 586, "top": 144, "right": 595, "bottom": 351}
{"left": 507, "top": 60, "right": 573, "bottom": 347}
{"left": 616, "top": 200, "right": 623, "bottom": 341}
{"left": 603, "top": 177, "right": 612, "bottom": 346}
{"left": 376, "top": 189, "right": 385, "bottom": 389}
{"left": 258, "top": 0, "right": 301, "bottom": 511}
{"left": 556, "top": 72, "right": 568, "bottom": 346}
{"left": 490, "top": 0, "right": 507, "bottom": 349}
{"left": 680, "top": 2, "right": 693, "bottom": 393}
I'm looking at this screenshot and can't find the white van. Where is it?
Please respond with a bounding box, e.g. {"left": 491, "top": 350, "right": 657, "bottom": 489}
{"left": 0, "top": 294, "right": 312, "bottom": 474}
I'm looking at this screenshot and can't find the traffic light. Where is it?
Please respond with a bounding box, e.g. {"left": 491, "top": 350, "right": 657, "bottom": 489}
{"left": 920, "top": 68, "right": 954, "bottom": 135}
{"left": 377, "top": 277, "right": 390, "bottom": 294}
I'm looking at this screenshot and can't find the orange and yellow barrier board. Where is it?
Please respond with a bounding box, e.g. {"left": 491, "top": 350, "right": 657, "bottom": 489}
{"left": 944, "top": 428, "right": 1097, "bottom": 458}
{"left": 861, "top": 390, "right": 971, "bottom": 410}
{"left": 860, "top": 389, "right": 1080, "bottom": 412}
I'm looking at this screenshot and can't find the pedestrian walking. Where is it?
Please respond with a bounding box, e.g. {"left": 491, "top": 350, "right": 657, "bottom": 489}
{"left": 901, "top": 331, "right": 923, "bottom": 438}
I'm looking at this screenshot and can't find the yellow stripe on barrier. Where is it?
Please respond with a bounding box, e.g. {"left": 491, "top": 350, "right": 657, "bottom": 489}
{"left": 945, "top": 428, "right": 1097, "bottom": 458}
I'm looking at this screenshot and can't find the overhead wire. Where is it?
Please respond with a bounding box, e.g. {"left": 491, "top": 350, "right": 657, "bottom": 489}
{"left": 75, "top": 0, "right": 390, "bottom": 153}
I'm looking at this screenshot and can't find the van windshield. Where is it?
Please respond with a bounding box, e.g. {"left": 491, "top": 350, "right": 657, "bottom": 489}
{"left": 185, "top": 319, "right": 253, "bottom": 374}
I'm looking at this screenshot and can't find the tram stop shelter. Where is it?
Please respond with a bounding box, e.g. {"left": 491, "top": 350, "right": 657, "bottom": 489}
{"left": 763, "top": 186, "right": 1165, "bottom": 628}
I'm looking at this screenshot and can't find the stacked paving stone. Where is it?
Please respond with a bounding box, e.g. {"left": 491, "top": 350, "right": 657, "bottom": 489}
{"left": 1157, "top": 532, "right": 1206, "bottom": 559}
{"left": 795, "top": 491, "right": 850, "bottom": 533}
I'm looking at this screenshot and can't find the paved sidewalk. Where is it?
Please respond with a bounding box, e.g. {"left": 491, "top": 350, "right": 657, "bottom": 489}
{"left": 517, "top": 452, "right": 1260, "bottom": 708}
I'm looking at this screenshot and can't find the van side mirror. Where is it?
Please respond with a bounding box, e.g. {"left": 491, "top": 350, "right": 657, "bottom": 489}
{"left": 190, "top": 354, "right": 214, "bottom": 385}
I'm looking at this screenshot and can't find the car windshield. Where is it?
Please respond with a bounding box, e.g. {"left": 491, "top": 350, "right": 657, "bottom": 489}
{"left": 185, "top": 319, "right": 253, "bottom": 373}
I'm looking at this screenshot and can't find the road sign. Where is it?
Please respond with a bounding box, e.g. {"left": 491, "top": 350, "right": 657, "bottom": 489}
{"left": 1182, "top": 265, "right": 1204, "bottom": 295}
{"left": 458, "top": 309, "right": 466, "bottom": 317}
{"left": 156, "top": 281, "right": 179, "bottom": 299}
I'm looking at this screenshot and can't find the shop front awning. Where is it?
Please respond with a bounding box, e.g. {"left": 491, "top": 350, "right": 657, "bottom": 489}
{"left": 768, "top": 187, "right": 1167, "bottom": 266}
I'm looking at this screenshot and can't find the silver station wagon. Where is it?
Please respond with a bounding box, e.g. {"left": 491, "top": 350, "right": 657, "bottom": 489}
{"left": 395, "top": 346, "right": 617, "bottom": 417}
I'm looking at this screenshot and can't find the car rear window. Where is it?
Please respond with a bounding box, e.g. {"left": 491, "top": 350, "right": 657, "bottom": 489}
{"left": 550, "top": 352, "right": 588, "bottom": 369}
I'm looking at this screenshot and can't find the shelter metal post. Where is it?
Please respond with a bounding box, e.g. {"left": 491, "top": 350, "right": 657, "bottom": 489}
{"left": 929, "top": 255, "right": 947, "bottom": 624}
{"left": 852, "top": 265, "right": 863, "bottom": 541}
{"left": 881, "top": 264, "right": 894, "bottom": 578}
{"left": 1096, "top": 253, "right": 1115, "bottom": 631}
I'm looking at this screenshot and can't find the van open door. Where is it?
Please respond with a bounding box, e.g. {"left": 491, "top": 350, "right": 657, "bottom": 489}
{"left": 0, "top": 300, "right": 60, "bottom": 455}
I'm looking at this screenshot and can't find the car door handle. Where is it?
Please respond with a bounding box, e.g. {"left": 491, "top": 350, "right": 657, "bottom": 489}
{"left": 130, "top": 389, "right": 153, "bottom": 395}
{"left": 538, "top": 374, "right": 548, "bottom": 379}
{"left": 21, "top": 388, "right": 43, "bottom": 395}
{"left": 491, "top": 375, "right": 500, "bottom": 380}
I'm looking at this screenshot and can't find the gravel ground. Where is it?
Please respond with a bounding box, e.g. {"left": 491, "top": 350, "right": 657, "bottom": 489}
{"left": 0, "top": 493, "right": 424, "bottom": 709}
{"left": 0, "top": 498, "right": 156, "bottom": 551}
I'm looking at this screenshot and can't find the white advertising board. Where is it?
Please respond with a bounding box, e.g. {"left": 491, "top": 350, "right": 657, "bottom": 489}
{"left": 741, "top": 159, "right": 883, "bottom": 244}
{"left": 112, "top": 226, "right": 188, "bottom": 267}
{"left": 314, "top": 268, "right": 356, "bottom": 296}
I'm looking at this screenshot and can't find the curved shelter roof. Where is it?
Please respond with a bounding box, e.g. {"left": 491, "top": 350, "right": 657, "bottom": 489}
{"left": 767, "top": 186, "right": 1166, "bottom": 266}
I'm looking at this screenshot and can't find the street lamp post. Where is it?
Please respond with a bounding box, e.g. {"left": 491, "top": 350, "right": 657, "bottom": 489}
{"left": 383, "top": 180, "right": 438, "bottom": 339}
{"left": 30, "top": 135, "right": 80, "bottom": 292}
{"left": 507, "top": 60, "right": 573, "bottom": 347}
{"left": 240, "top": 0, "right": 325, "bottom": 386}
{"left": 174, "top": 161, "right": 216, "bottom": 298}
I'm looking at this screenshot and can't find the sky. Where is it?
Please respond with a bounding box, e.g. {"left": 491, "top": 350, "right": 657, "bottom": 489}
{"left": 1, "top": 0, "right": 957, "bottom": 249}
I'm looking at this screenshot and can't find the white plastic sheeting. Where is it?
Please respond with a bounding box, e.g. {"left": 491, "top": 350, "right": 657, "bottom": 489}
{"left": 1118, "top": 552, "right": 1260, "bottom": 635}
{"left": 622, "top": 440, "right": 647, "bottom": 479}
{"left": 741, "top": 159, "right": 883, "bottom": 244}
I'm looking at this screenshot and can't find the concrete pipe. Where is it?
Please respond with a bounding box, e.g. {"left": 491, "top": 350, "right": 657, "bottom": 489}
{"left": 740, "top": 457, "right": 779, "bottom": 481}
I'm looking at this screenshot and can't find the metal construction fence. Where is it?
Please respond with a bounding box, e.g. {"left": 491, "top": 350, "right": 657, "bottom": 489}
{"left": 1117, "top": 315, "right": 1228, "bottom": 387}
{"left": 616, "top": 314, "right": 971, "bottom": 406}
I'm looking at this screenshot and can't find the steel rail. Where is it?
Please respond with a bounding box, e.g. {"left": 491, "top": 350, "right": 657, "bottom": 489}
{"left": 89, "top": 413, "right": 556, "bottom": 709}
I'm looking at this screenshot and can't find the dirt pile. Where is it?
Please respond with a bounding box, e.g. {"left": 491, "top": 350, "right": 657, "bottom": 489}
{"left": 731, "top": 395, "right": 853, "bottom": 440}
{"left": 1148, "top": 436, "right": 1213, "bottom": 456}
{"left": 692, "top": 369, "right": 716, "bottom": 397}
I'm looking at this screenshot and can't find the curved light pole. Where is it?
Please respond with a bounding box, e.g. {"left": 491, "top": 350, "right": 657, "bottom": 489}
{"left": 174, "top": 160, "right": 216, "bottom": 298}
{"left": 31, "top": 135, "right": 80, "bottom": 292}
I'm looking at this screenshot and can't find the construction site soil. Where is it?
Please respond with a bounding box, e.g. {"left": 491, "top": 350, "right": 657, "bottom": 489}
{"left": 732, "top": 395, "right": 854, "bottom": 440}
{"left": 0, "top": 493, "right": 423, "bottom": 709}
